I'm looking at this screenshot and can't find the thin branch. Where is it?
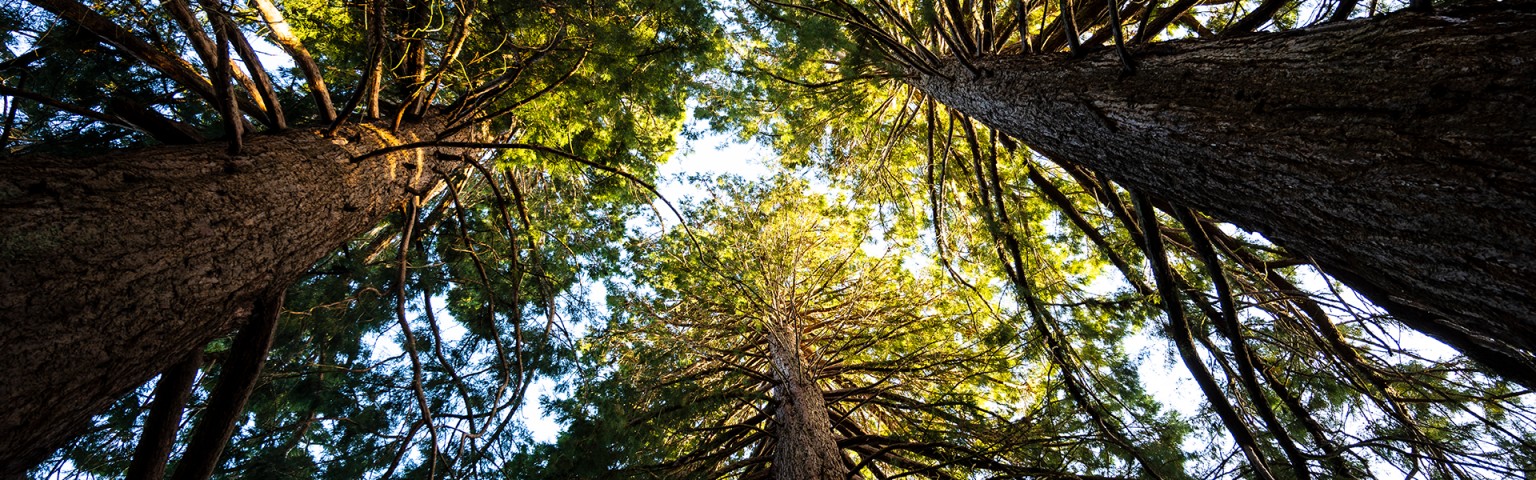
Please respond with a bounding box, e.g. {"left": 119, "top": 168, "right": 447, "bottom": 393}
{"left": 421, "top": 290, "right": 479, "bottom": 439}
{"left": 252, "top": 0, "right": 336, "bottom": 121}
{"left": 106, "top": 95, "right": 207, "bottom": 144}
{"left": 365, "top": 0, "right": 386, "bottom": 120}
{"left": 1174, "top": 207, "right": 1313, "bottom": 480}
{"left": 199, "top": 0, "right": 285, "bottom": 129}
{"left": 1225, "top": 0, "right": 1291, "bottom": 34}
{"left": 1132, "top": 191, "right": 1277, "bottom": 480}
{"left": 207, "top": 9, "right": 242, "bottom": 155}
{"left": 353, "top": 140, "right": 702, "bottom": 253}
{"left": 1132, "top": 0, "right": 1199, "bottom": 43}
{"left": 1060, "top": 0, "right": 1084, "bottom": 54}
{"left": 1104, "top": 0, "right": 1136, "bottom": 73}
{"left": 27, "top": 0, "right": 219, "bottom": 105}
{"left": 0, "top": 84, "right": 134, "bottom": 133}
{"left": 1025, "top": 162, "right": 1150, "bottom": 294}
{"left": 392, "top": 197, "right": 441, "bottom": 477}
{"left": 1329, "top": 0, "right": 1360, "bottom": 21}
{"left": 413, "top": 0, "right": 477, "bottom": 119}
{"left": 0, "top": 93, "right": 15, "bottom": 150}
{"left": 443, "top": 49, "right": 585, "bottom": 138}
{"left": 160, "top": 0, "right": 218, "bottom": 70}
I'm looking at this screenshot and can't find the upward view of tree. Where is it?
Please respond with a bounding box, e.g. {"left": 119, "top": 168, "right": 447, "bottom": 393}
{"left": 694, "top": 1, "right": 1536, "bottom": 476}
{"left": 0, "top": 0, "right": 721, "bottom": 474}
{"left": 535, "top": 177, "right": 1181, "bottom": 479}
{"left": 2, "top": 0, "right": 1534, "bottom": 477}
{"left": 724, "top": 0, "right": 1536, "bottom": 385}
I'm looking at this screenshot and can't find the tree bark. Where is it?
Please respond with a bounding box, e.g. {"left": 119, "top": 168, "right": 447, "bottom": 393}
{"left": 0, "top": 120, "right": 472, "bottom": 476}
{"left": 913, "top": 4, "right": 1536, "bottom": 386}
{"left": 764, "top": 321, "right": 848, "bottom": 480}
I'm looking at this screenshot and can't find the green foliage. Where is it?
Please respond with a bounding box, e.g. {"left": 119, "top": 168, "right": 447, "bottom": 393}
{"left": 679, "top": 3, "right": 1536, "bottom": 478}
{"left": 15, "top": 0, "right": 727, "bottom": 475}
{"left": 535, "top": 175, "right": 1148, "bottom": 477}
{"left": 14, "top": 0, "right": 1536, "bottom": 478}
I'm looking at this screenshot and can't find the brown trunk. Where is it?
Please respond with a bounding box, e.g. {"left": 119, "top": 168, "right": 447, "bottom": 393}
{"left": 913, "top": 4, "right": 1536, "bottom": 386}
{"left": 0, "top": 120, "right": 471, "bottom": 475}
{"left": 764, "top": 321, "right": 848, "bottom": 480}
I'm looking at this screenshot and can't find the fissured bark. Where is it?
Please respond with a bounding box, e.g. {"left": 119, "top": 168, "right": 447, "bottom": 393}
{"left": 0, "top": 120, "right": 471, "bottom": 475}
{"left": 915, "top": 5, "right": 1536, "bottom": 386}
{"left": 764, "top": 321, "right": 848, "bottom": 480}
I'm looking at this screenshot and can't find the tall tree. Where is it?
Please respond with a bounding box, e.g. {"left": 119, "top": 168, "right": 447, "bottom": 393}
{"left": 0, "top": 0, "right": 722, "bottom": 474}
{"left": 733, "top": 0, "right": 1536, "bottom": 388}
{"left": 699, "top": 6, "right": 1536, "bottom": 472}
{"left": 537, "top": 176, "right": 1168, "bottom": 479}
{"left": 8, "top": 0, "right": 1536, "bottom": 476}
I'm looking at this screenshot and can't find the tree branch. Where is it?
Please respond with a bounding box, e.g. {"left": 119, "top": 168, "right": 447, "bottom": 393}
{"left": 1132, "top": 191, "right": 1277, "bottom": 480}
{"left": 169, "top": 290, "right": 284, "bottom": 480}
{"left": 251, "top": 0, "right": 336, "bottom": 121}
{"left": 124, "top": 350, "right": 202, "bottom": 480}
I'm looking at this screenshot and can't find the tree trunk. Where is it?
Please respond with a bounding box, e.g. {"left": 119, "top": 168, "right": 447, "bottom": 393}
{"left": 0, "top": 120, "right": 471, "bottom": 475}
{"left": 913, "top": 4, "right": 1536, "bottom": 386}
{"left": 764, "top": 321, "right": 848, "bottom": 480}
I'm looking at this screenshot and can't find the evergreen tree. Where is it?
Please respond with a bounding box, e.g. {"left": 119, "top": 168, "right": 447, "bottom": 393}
{"left": 720, "top": 0, "right": 1536, "bottom": 386}
{"left": 541, "top": 176, "right": 1182, "bottom": 478}
{"left": 696, "top": 1, "right": 1536, "bottom": 476}
{"left": 3, "top": 0, "right": 1535, "bottom": 477}
{"left": 1, "top": 0, "right": 722, "bottom": 473}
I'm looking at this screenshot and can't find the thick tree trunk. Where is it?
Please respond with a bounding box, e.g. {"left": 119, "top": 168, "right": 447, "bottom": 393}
{"left": 913, "top": 4, "right": 1536, "bottom": 386}
{"left": 764, "top": 322, "right": 848, "bottom": 480}
{"left": 0, "top": 120, "right": 470, "bottom": 475}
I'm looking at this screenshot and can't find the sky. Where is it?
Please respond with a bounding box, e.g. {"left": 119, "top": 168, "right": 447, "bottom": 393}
{"left": 519, "top": 121, "right": 1465, "bottom": 457}
{"left": 655, "top": 129, "right": 775, "bottom": 201}
{"left": 20, "top": 6, "right": 1496, "bottom": 477}
{"left": 514, "top": 125, "right": 776, "bottom": 444}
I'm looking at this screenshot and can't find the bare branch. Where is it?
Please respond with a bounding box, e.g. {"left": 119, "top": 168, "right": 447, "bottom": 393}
{"left": 251, "top": 0, "right": 336, "bottom": 121}
{"left": 169, "top": 290, "right": 284, "bottom": 480}
{"left": 1132, "top": 191, "right": 1278, "bottom": 480}
{"left": 197, "top": 0, "right": 285, "bottom": 129}
{"left": 125, "top": 350, "right": 202, "bottom": 480}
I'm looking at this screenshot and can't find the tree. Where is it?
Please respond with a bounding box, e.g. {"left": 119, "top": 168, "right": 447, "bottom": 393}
{"left": 537, "top": 176, "right": 1175, "bottom": 479}
{"left": 8, "top": 0, "right": 1536, "bottom": 476}
{"left": 730, "top": 0, "right": 1536, "bottom": 388}
{"left": 695, "top": 2, "right": 1536, "bottom": 474}
{"left": 0, "top": 0, "right": 721, "bottom": 474}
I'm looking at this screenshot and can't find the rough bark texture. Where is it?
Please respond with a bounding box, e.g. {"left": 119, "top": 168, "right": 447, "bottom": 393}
{"left": 914, "top": 4, "right": 1536, "bottom": 385}
{"left": 0, "top": 120, "right": 471, "bottom": 476}
{"left": 764, "top": 321, "right": 848, "bottom": 480}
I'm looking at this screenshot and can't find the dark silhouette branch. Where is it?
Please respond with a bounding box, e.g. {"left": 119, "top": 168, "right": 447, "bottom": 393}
{"left": 105, "top": 95, "right": 206, "bottom": 144}
{"left": 0, "top": 84, "right": 133, "bottom": 133}
{"left": 1225, "top": 0, "right": 1290, "bottom": 34}
{"left": 198, "top": 0, "right": 285, "bottom": 130}
{"left": 392, "top": 198, "right": 441, "bottom": 478}
{"left": 1132, "top": 191, "right": 1277, "bottom": 480}
{"left": 124, "top": 350, "right": 202, "bottom": 480}
{"left": 169, "top": 291, "right": 284, "bottom": 480}
{"left": 1174, "top": 207, "right": 1313, "bottom": 480}
{"left": 27, "top": 0, "right": 217, "bottom": 104}
{"left": 206, "top": 11, "right": 242, "bottom": 155}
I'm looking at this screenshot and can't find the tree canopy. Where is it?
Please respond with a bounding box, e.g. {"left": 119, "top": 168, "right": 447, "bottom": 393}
{"left": 3, "top": 0, "right": 1535, "bottom": 477}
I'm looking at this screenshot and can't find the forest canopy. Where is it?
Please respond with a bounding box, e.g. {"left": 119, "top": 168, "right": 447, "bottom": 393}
{"left": 2, "top": 0, "right": 1534, "bottom": 478}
